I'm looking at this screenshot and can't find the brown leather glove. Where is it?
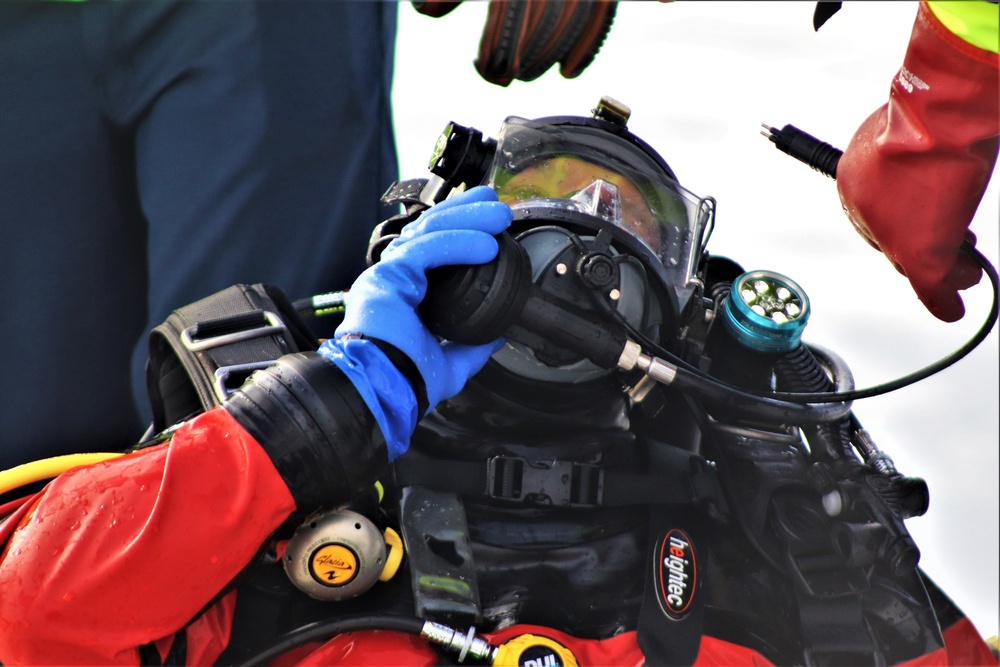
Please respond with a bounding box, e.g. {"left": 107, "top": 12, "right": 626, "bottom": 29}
{"left": 413, "top": 0, "right": 618, "bottom": 86}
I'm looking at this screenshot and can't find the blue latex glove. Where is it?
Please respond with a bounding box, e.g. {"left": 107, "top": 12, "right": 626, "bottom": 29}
{"left": 319, "top": 186, "right": 512, "bottom": 460}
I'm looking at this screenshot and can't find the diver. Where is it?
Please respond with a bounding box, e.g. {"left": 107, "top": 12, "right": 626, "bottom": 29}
{"left": 0, "top": 100, "right": 996, "bottom": 667}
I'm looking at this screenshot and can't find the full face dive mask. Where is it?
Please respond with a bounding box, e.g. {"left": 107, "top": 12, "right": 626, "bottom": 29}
{"left": 417, "top": 98, "right": 716, "bottom": 385}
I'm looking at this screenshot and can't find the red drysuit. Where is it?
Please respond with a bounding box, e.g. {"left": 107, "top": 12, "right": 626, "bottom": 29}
{"left": 1, "top": 407, "right": 995, "bottom": 665}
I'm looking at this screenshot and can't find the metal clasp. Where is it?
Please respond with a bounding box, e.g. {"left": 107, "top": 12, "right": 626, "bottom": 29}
{"left": 213, "top": 361, "right": 275, "bottom": 402}
{"left": 181, "top": 311, "right": 286, "bottom": 352}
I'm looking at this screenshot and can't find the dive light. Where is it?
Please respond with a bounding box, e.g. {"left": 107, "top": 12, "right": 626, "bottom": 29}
{"left": 721, "top": 270, "right": 810, "bottom": 354}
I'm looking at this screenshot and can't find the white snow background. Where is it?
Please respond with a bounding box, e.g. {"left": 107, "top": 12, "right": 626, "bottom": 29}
{"left": 392, "top": 1, "right": 999, "bottom": 642}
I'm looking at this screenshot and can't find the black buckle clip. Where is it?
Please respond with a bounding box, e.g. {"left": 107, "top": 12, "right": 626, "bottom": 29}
{"left": 486, "top": 456, "right": 604, "bottom": 507}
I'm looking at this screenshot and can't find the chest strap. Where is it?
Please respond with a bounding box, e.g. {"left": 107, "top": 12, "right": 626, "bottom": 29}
{"left": 146, "top": 283, "right": 318, "bottom": 433}
{"left": 393, "top": 448, "right": 728, "bottom": 515}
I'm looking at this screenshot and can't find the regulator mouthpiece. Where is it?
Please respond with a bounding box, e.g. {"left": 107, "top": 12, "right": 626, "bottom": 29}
{"left": 722, "top": 270, "right": 810, "bottom": 353}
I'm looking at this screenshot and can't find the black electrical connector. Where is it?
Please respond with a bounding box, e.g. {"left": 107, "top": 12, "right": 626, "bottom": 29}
{"left": 761, "top": 123, "right": 843, "bottom": 179}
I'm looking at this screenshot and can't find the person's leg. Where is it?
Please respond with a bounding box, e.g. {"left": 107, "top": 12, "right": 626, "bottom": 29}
{"left": 115, "top": 1, "right": 398, "bottom": 424}
{"left": 0, "top": 3, "right": 147, "bottom": 468}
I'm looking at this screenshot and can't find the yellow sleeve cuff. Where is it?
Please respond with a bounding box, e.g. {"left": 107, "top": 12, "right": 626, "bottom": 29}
{"left": 927, "top": 0, "right": 1000, "bottom": 54}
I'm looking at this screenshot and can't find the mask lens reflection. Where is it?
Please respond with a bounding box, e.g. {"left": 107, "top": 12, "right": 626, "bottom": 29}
{"left": 495, "top": 156, "right": 660, "bottom": 253}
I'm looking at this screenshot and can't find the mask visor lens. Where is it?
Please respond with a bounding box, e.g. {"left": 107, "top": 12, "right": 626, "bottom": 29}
{"left": 488, "top": 117, "right": 713, "bottom": 296}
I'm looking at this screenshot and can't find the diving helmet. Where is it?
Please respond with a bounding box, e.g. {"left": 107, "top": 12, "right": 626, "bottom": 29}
{"left": 423, "top": 98, "right": 715, "bottom": 386}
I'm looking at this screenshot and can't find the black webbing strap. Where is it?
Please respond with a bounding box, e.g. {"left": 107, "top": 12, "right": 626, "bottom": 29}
{"left": 146, "top": 284, "right": 318, "bottom": 433}
{"left": 393, "top": 442, "right": 727, "bottom": 664}
{"left": 795, "top": 593, "right": 877, "bottom": 664}
{"left": 637, "top": 506, "right": 706, "bottom": 666}
{"left": 392, "top": 450, "right": 727, "bottom": 510}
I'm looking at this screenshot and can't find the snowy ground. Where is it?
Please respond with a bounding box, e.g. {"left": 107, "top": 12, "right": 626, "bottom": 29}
{"left": 392, "top": 1, "right": 999, "bottom": 641}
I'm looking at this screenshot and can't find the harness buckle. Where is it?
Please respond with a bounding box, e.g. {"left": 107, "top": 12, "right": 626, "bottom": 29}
{"left": 213, "top": 361, "right": 276, "bottom": 403}
{"left": 180, "top": 311, "right": 286, "bottom": 352}
{"left": 486, "top": 455, "right": 604, "bottom": 507}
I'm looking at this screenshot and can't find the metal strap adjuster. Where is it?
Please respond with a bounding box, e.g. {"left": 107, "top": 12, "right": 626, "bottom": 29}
{"left": 486, "top": 455, "right": 604, "bottom": 507}
{"left": 213, "top": 361, "right": 275, "bottom": 402}
{"left": 180, "top": 311, "right": 286, "bottom": 352}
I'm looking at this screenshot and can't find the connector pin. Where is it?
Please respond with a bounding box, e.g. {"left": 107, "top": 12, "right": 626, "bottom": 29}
{"left": 761, "top": 122, "right": 843, "bottom": 179}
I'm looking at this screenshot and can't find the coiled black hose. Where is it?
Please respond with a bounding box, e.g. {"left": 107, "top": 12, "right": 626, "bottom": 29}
{"left": 775, "top": 345, "right": 854, "bottom": 461}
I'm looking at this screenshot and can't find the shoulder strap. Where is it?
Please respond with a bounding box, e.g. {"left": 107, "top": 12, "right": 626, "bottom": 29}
{"left": 145, "top": 284, "right": 319, "bottom": 433}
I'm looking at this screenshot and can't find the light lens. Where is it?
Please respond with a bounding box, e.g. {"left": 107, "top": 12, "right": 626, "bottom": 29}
{"left": 722, "top": 270, "right": 810, "bottom": 353}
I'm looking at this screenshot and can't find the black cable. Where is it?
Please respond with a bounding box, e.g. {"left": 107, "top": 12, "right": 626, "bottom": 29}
{"left": 607, "top": 243, "right": 997, "bottom": 425}
{"left": 767, "top": 242, "right": 998, "bottom": 403}
{"left": 758, "top": 125, "right": 1000, "bottom": 402}
{"left": 669, "top": 364, "right": 852, "bottom": 424}
{"left": 604, "top": 298, "right": 854, "bottom": 424}
{"left": 623, "top": 243, "right": 997, "bottom": 415}
{"left": 234, "top": 614, "right": 426, "bottom": 667}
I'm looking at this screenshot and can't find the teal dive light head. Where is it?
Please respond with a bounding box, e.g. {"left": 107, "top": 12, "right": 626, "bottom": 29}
{"left": 722, "top": 270, "right": 810, "bottom": 353}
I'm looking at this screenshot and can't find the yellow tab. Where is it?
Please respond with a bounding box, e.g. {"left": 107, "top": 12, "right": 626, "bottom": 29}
{"left": 378, "top": 526, "right": 405, "bottom": 582}
{"left": 927, "top": 1, "right": 1000, "bottom": 54}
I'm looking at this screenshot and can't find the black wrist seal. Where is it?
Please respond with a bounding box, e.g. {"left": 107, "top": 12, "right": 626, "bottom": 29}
{"left": 224, "top": 352, "right": 388, "bottom": 517}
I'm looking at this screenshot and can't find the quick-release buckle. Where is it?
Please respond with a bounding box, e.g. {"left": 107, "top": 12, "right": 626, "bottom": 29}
{"left": 180, "top": 311, "right": 286, "bottom": 352}
{"left": 213, "top": 361, "right": 276, "bottom": 403}
{"left": 486, "top": 456, "right": 604, "bottom": 507}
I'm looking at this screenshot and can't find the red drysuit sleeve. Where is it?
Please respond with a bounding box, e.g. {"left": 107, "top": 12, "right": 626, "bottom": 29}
{"left": 836, "top": 0, "right": 999, "bottom": 322}
{"left": 0, "top": 407, "right": 297, "bottom": 666}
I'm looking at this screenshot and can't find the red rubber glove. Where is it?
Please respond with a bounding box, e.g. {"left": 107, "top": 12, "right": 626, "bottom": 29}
{"left": 836, "top": 1, "right": 999, "bottom": 322}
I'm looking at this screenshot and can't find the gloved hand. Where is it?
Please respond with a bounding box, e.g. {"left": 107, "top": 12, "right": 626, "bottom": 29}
{"left": 412, "top": 0, "right": 618, "bottom": 86}
{"left": 319, "top": 186, "right": 512, "bottom": 459}
{"left": 836, "top": 0, "right": 998, "bottom": 322}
